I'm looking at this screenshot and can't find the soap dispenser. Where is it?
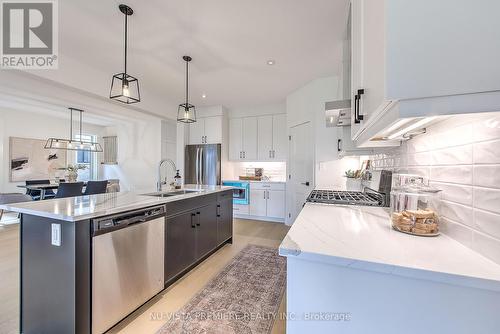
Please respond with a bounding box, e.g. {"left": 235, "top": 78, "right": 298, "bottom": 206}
{"left": 174, "top": 170, "right": 182, "bottom": 189}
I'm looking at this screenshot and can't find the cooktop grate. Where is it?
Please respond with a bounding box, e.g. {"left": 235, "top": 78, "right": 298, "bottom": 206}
{"left": 306, "top": 190, "right": 383, "bottom": 206}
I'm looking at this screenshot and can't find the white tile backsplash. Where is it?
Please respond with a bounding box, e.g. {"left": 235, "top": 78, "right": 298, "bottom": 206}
{"left": 473, "top": 209, "right": 500, "bottom": 240}
{"left": 473, "top": 165, "right": 500, "bottom": 189}
{"left": 473, "top": 139, "right": 500, "bottom": 164}
{"left": 370, "top": 112, "right": 500, "bottom": 264}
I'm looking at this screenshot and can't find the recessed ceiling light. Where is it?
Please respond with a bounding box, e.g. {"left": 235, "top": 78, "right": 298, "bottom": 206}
{"left": 201, "top": 94, "right": 207, "bottom": 99}
{"left": 267, "top": 59, "right": 275, "bottom": 65}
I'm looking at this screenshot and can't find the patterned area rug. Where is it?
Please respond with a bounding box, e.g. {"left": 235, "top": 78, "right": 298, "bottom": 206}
{"left": 156, "top": 244, "right": 286, "bottom": 334}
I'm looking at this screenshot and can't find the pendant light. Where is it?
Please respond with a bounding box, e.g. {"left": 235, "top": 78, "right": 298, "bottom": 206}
{"left": 177, "top": 56, "right": 196, "bottom": 123}
{"left": 45, "top": 108, "right": 103, "bottom": 152}
{"left": 110, "top": 4, "right": 140, "bottom": 104}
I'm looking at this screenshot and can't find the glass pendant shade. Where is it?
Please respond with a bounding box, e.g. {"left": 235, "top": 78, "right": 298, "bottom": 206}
{"left": 177, "top": 103, "right": 196, "bottom": 123}
{"left": 110, "top": 73, "right": 140, "bottom": 104}
{"left": 177, "top": 55, "right": 196, "bottom": 123}
{"left": 110, "top": 5, "right": 140, "bottom": 104}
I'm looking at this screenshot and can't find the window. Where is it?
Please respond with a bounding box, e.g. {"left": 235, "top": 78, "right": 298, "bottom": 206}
{"left": 74, "top": 134, "right": 99, "bottom": 181}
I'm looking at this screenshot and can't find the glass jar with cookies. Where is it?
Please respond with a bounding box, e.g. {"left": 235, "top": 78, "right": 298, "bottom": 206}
{"left": 390, "top": 179, "right": 442, "bottom": 236}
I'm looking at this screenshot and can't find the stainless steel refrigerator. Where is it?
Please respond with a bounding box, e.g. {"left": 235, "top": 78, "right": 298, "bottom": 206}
{"left": 185, "top": 144, "right": 221, "bottom": 185}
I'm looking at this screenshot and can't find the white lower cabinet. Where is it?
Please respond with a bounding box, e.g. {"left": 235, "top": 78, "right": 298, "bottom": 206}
{"left": 233, "top": 204, "right": 250, "bottom": 215}
{"left": 246, "top": 183, "right": 286, "bottom": 221}
{"left": 266, "top": 190, "right": 286, "bottom": 219}
{"left": 249, "top": 189, "right": 268, "bottom": 217}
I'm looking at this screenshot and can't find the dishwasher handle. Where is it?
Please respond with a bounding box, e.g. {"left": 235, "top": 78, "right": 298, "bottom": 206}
{"left": 93, "top": 205, "right": 166, "bottom": 235}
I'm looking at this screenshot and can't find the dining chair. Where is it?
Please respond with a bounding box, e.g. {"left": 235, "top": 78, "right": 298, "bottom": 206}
{"left": 83, "top": 181, "right": 108, "bottom": 195}
{"left": 54, "top": 182, "right": 84, "bottom": 199}
{"left": 25, "top": 179, "right": 56, "bottom": 200}
{"left": 0, "top": 193, "right": 32, "bottom": 221}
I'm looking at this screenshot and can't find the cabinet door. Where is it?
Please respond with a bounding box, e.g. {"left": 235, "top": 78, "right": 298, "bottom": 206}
{"left": 266, "top": 190, "right": 286, "bottom": 219}
{"left": 257, "top": 115, "right": 273, "bottom": 160}
{"left": 165, "top": 211, "right": 197, "bottom": 282}
{"left": 195, "top": 203, "right": 219, "bottom": 259}
{"left": 229, "top": 118, "right": 243, "bottom": 161}
{"left": 242, "top": 117, "right": 258, "bottom": 160}
{"left": 204, "top": 116, "right": 222, "bottom": 144}
{"left": 249, "top": 189, "right": 267, "bottom": 217}
{"left": 217, "top": 198, "right": 233, "bottom": 244}
{"left": 351, "top": 0, "right": 386, "bottom": 140}
{"left": 188, "top": 118, "right": 205, "bottom": 145}
{"left": 272, "top": 114, "right": 287, "bottom": 160}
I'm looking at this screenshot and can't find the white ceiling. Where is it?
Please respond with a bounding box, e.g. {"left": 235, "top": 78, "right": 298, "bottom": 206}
{"left": 58, "top": 0, "right": 349, "bottom": 110}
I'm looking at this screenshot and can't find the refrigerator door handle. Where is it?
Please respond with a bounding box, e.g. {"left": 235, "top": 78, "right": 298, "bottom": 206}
{"left": 195, "top": 147, "right": 200, "bottom": 185}
{"left": 198, "top": 148, "right": 203, "bottom": 185}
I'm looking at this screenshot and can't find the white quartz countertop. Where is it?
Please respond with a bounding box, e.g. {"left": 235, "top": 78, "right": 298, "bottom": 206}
{"left": 279, "top": 203, "right": 500, "bottom": 292}
{"left": 0, "top": 185, "right": 232, "bottom": 222}
{"left": 223, "top": 179, "right": 286, "bottom": 184}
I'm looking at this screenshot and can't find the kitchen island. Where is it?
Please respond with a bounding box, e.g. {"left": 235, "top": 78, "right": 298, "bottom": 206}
{"left": 1, "top": 185, "right": 233, "bottom": 334}
{"left": 279, "top": 203, "right": 500, "bottom": 334}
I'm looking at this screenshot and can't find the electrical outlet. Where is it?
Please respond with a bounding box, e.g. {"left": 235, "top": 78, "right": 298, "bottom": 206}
{"left": 51, "top": 223, "right": 61, "bottom": 246}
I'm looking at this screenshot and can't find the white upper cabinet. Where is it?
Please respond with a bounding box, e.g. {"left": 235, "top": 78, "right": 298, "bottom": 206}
{"left": 272, "top": 114, "right": 287, "bottom": 160}
{"left": 188, "top": 118, "right": 205, "bottom": 145}
{"left": 203, "top": 116, "right": 222, "bottom": 144}
{"left": 229, "top": 117, "right": 258, "bottom": 160}
{"left": 350, "top": 0, "right": 500, "bottom": 143}
{"left": 257, "top": 116, "right": 273, "bottom": 160}
{"left": 188, "top": 116, "right": 223, "bottom": 145}
{"left": 242, "top": 117, "right": 258, "bottom": 160}
{"left": 229, "top": 118, "right": 243, "bottom": 160}
{"left": 229, "top": 115, "right": 286, "bottom": 161}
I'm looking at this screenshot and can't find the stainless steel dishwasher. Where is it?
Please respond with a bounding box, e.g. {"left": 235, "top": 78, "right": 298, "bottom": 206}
{"left": 92, "top": 206, "right": 165, "bottom": 334}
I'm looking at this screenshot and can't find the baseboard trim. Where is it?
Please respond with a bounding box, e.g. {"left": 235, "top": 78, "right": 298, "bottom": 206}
{"left": 234, "top": 214, "right": 285, "bottom": 223}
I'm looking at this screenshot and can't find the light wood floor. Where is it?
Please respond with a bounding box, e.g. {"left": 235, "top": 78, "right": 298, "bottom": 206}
{"left": 0, "top": 217, "right": 289, "bottom": 334}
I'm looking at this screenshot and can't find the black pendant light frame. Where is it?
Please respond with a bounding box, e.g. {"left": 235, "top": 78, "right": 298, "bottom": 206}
{"left": 110, "top": 4, "right": 141, "bottom": 104}
{"left": 45, "top": 108, "right": 103, "bottom": 152}
{"left": 177, "top": 55, "right": 196, "bottom": 123}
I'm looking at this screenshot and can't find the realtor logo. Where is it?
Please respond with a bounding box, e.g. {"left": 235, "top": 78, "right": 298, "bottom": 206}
{"left": 1, "top": 0, "right": 58, "bottom": 69}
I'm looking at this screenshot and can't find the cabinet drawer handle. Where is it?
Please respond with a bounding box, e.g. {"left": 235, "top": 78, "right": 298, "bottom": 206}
{"left": 216, "top": 205, "right": 221, "bottom": 217}
{"left": 191, "top": 213, "right": 196, "bottom": 228}
{"left": 337, "top": 139, "right": 342, "bottom": 152}
{"left": 196, "top": 211, "right": 201, "bottom": 226}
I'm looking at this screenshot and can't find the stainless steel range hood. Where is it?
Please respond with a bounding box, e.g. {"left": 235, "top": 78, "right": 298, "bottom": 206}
{"left": 325, "top": 99, "right": 351, "bottom": 127}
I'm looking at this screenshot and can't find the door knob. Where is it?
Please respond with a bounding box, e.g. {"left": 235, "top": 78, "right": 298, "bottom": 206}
{"left": 301, "top": 182, "right": 310, "bottom": 186}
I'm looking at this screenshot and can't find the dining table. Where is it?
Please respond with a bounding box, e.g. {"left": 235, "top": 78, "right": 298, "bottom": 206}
{"left": 17, "top": 182, "right": 90, "bottom": 200}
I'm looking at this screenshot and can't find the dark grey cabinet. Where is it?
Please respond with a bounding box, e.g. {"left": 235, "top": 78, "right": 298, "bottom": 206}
{"left": 165, "top": 210, "right": 197, "bottom": 282}
{"left": 195, "top": 203, "right": 219, "bottom": 258}
{"left": 164, "top": 191, "right": 233, "bottom": 285}
{"left": 217, "top": 198, "right": 233, "bottom": 244}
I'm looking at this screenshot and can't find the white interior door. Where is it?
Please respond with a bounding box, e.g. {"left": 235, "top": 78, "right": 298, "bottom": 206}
{"left": 288, "top": 122, "right": 314, "bottom": 224}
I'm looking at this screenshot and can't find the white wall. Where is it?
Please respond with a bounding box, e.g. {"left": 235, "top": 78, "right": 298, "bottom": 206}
{"left": 101, "top": 119, "right": 162, "bottom": 192}
{"left": 0, "top": 108, "right": 105, "bottom": 193}
{"left": 286, "top": 75, "right": 344, "bottom": 187}
{"left": 370, "top": 112, "right": 500, "bottom": 265}
{"left": 228, "top": 102, "right": 286, "bottom": 118}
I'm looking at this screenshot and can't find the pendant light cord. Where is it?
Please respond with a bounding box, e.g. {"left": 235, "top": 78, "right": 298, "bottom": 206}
{"left": 186, "top": 60, "right": 189, "bottom": 106}
{"left": 69, "top": 108, "right": 73, "bottom": 141}
{"left": 124, "top": 11, "right": 128, "bottom": 75}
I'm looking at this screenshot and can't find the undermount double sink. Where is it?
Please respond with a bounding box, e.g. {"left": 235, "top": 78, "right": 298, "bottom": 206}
{"left": 143, "top": 189, "right": 205, "bottom": 198}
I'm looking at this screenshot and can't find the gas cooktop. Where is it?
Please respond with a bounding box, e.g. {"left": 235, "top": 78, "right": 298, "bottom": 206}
{"left": 306, "top": 189, "right": 386, "bottom": 207}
